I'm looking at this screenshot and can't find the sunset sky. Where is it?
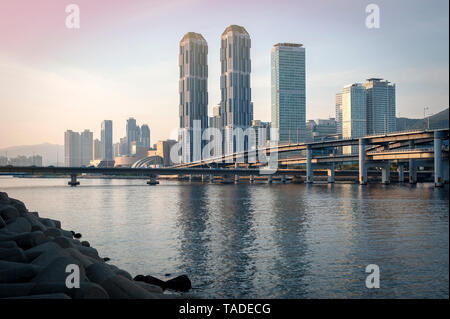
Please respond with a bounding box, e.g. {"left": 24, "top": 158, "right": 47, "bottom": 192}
{"left": 0, "top": 0, "right": 448, "bottom": 148}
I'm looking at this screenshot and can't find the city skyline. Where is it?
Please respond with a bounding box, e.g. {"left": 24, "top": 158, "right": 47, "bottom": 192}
{"left": 0, "top": 0, "right": 448, "bottom": 149}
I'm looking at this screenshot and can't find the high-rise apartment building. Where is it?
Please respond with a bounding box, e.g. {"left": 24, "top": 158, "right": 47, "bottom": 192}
{"left": 80, "top": 129, "right": 93, "bottom": 166}
{"left": 335, "top": 93, "right": 343, "bottom": 137}
{"left": 64, "top": 130, "right": 81, "bottom": 167}
{"left": 271, "top": 43, "right": 306, "bottom": 143}
{"left": 126, "top": 118, "right": 137, "bottom": 156}
{"left": 101, "top": 120, "right": 113, "bottom": 160}
{"left": 179, "top": 32, "right": 208, "bottom": 163}
{"left": 141, "top": 124, "right": 151, "bottom": 149}
{"left": 363, "top": 78, "right": 396, "bottom": 134}
{"left": 220, "top": 25, "right": 252, "bottom": 154}
{"left": 341, "top": 83, "right": 367, "bottom": 154}
{"left": 93, "top": 138, "right": 101, "bottom": 160}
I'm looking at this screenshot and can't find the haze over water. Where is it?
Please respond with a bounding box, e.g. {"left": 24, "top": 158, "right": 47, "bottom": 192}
{"left": 1, "top": 177, "right": 448, "bottom": 298}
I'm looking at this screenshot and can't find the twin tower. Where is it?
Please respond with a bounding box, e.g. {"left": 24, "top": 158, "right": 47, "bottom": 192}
{"left": 179, "top": 25, "right": 252, "bottom": 162}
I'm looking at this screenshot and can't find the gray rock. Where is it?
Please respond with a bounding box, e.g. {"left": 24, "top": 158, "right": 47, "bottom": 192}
{"left": 24, "top": 241, "right": 62, "bottom": 261}
{"left": 3, "top": 217, "right": 32, "bottom": 234}
{"left": 0, "top": 205, "right": 19, "bottom": 222}
{"left": 0, "top": 260, "right": 41, "bottom": 283}
{"left": 31, "top": 256, "right": 87, "bottom": 283}
{"left": 0, "top": 247, "right": 28, "bottom": 263}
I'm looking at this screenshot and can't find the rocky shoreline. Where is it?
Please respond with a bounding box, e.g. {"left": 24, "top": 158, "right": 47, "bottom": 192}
{"left": 0, "top": 192, "right": 194, "bottom": 299}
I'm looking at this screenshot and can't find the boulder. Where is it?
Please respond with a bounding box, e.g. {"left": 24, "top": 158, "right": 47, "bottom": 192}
{"left": 0, "top": 216, "right": 6, "bottom": 229}
{"left": 165, "top": 275, "right": 192, "bottom": 292}
{"left": 0, "top": 282, "right": 108, "bottom": 299}
{"left": 81, "top": 241, "right": 90, "bottom": 247}
{"left": 0, "top": 247, "right": 28, "bottom": 263}
{"left": 3, "top": 217, "right": 32, "bottom": 234}
{"left": 3, "top": 231, "right": 48, "bottom": 250}
{"left": 0, "top": 241, "right": 18, "bottom": 249}
{"left": 24, "top": 241, "right": 63, "bottom": 261}
{"left": 86, "top": 262, "right": 156, "bottom": 299}
{"left": 134, "top": 281, "right": 164, "bottom": 294}
{"left": 30, "top": 247, "right": 70, "bottom": 267}
{"left": 22, "top": 213, "right": 47, "bottom": 232}
{"left": 134, "top": 274, "right": 166, "bottom": 290}
{"left": 31, "top": 256, "right": 87, "bottom": 283}
{"left": 0, "top": 205, "right": 19, "bottom": 222}
{"left": 0, "top": 260, "right": 41, "bottom": 283}
{"left": 8, "top": 198, "right": 28, "bottom": 215}
{"left": 0, "top": 192, "right": 9, "bottom": 202}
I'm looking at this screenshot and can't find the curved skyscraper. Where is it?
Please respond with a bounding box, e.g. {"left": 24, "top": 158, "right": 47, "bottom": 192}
{"left": 179, "top": 32, "right": 208, "bottom": 163}
{"left": 220, "top": 25, "right": 252, "bottom": 154}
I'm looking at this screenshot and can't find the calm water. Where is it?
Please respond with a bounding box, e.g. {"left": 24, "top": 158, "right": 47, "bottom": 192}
{"left": 0, "top": 176, "right": 448, "bottom": 298}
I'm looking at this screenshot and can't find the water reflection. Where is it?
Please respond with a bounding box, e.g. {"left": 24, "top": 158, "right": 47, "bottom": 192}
{"left": 0, "top": 177, "right": 447, "bottom": 298}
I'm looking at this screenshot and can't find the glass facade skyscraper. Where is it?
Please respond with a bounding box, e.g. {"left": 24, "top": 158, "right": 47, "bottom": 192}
{"left": 363, "top": 78, "right": 396, "bottom": 135}
{"left": 341, "top": 83, "right": 367, "bottom": 154}
{"left": 271, "top": 43, "right": 306, "bottom": 143}
{"left": 101, "top": 120, "right": 113, "bottom": 160}
{"left": 179, "top": 32, "right": 208, "bottom": 163}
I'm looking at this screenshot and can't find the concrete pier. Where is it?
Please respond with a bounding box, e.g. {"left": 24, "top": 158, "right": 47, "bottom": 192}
{"left": 398, "top": 164, "right": 405, "bottom": 183}
{"left": 306, "top": 145, "right": 313, "bottom": 184}
{"left": 434, "top": 131, "right": 444, "bottom": 187}
{"left": 267, "top": 175, "right": 273, "bottom": 184}
{"left": 146, "top": 175, "right": 159, "bottom": 185}
{"left": 381, "top": 162, "right": 390, "bottom": 184}
{"left": 359, "top": 139, "right": 367, "bottom": 185}
{"left": 327, "top": 163, "right": 335, "bottom": 183}
{"left": 68, "top": 174, "right": 80, "bottom": 187}
{"left": 250, "top": 175, "right": 254, "bottom": 184}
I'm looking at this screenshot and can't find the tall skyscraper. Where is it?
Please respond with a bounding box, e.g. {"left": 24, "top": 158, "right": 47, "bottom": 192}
{"left": 179, "top": 32, "right": 208, "bottom": 162}
{"left": 64, "top": 130, "right": 80, "bottom": 167}
{"left": 220, "top": 25, "right": 252, "bottom": 154}
{"left": 341, "top": 83, "right": 367, "bottom": 154}
{"left": 335, "top": 93, "right": 343, "bottom": 137}
{"left": 101, "top": 120, "right": 113, "bottom": 160}
{"left": 271, "top": 43, "right": 306, "bottom": 143}
{"left": 93, "top": 138, "right": 101, "bottom": 160}
{"left": 126, "top": 118, "right": 137, "bottom": 155}
{"left": 363, "top": 78, "right": 396, "bottom": 134}
{"left": 80, "top": 129, "right": 93, "bottom": 166}
{"left": 141, "top": 124, "right": 151, "bottom": 149}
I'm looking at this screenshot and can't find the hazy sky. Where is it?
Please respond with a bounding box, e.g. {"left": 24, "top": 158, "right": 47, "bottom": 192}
{"left": 0, "top": 0, "right": 448, "bottom": 148}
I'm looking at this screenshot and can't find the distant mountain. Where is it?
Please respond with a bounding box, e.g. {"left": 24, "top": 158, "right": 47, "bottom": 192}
{"left": 396, "top": 108, "right": 449, "bottom": 131}
{"left": 0, "top": 143, "right": 64, "bottom": 166}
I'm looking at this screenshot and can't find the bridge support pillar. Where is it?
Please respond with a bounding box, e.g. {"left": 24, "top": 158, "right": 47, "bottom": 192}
{"left": 250, "top": 175, "right": 254, "bottom": 184}
{"left": 292, "top": 175, "right": 303, "bottom": 184}
{"left": 434, "top": 131, "right": 444, "bottom": 187}
{"left": 189, "top": 174, "right": 193, "bottom": 182}
{"left": 267, "top": 175, "right": 273, "bottom": 184}
{"left": 234, "top": 163, "right": 239, "bottom": 183}
{"left": 327, "top": 163, "right": 335, "bottom": 183}
{"left": 306, "top": 145, "right": 313, "bottom": 184}
{"left": 68, "top": 174, "right": 80, "bottom": 187}
{"left": 221, "top": 175, "right": 233, "bottom": 184}
{"left": 409, "top": 159, "right": 417, "bottom": 184}
{"left": 381, "top": 162, "right": 390, "bottom": 184}
{"left": 210, "top": 174, "right": 214, "bottom": 183}
{"left": 443, "top": 158, "right": 449, "bottom": 184}
{"left": 147, "top": 175, "right": 159, "bottom": 185}
{"left": 282, "top": 174, "right": 287, "bottom": 184}
{"left": 359, "top": 138, "right": 367, "bottom": 185}
{"left": 201, "top": 175, "right": 206, "bottom": 183}
{"left": 398, "top": 164, "right": 405, "bottom": 183}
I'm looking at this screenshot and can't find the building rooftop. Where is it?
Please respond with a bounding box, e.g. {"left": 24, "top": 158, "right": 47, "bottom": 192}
{"left": 366, "top": 78, "right": 384, "bottom": 82}
{"left": 274, "top": 43, "right": 303, "bottom": 48}
{"left": 181, "top": 32, "right": 206, "bottom": 42}
{"left": 222, "top": 25, "right": 249, "bottom": 35}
